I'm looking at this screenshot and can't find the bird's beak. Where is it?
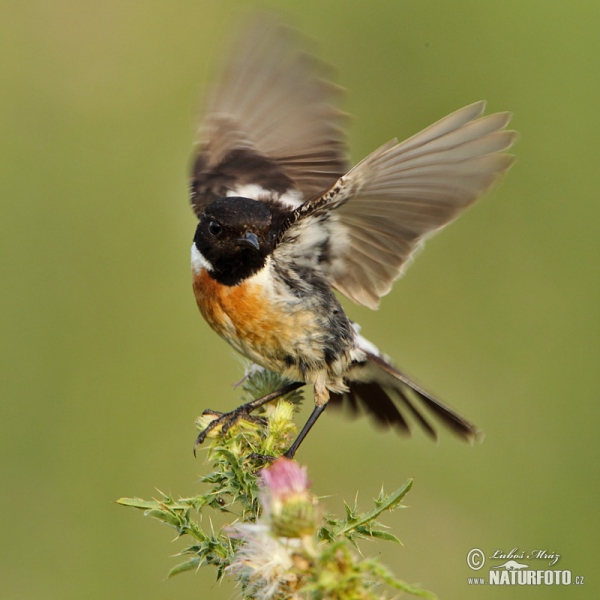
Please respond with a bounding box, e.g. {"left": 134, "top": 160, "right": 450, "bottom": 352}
{"left": 236, "top": 231, "right": 260, "bottom": 250}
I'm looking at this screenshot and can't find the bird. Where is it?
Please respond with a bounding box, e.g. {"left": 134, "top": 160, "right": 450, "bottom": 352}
{"left": 189, "top": 17, "right": 516, "bottom": 458}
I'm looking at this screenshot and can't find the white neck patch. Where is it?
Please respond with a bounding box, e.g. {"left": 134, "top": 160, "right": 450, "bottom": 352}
{"left": 191, "top": 244, "right": 214, "bottom": 274}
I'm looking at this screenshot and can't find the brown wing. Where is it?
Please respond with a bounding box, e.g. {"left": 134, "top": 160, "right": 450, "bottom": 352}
{"left": 282, "top": 102, "right": 517, "bottom": 308}
{"left": 190, "top": 16, "right": 349, "bottom": 216}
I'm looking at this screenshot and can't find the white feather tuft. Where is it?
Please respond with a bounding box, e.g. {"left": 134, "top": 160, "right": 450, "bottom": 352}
{"left": 227, "top": 184, "right": 304, "bottom": 208}
{"left": 191, "top": 244, "right": 214, "bottom": 274}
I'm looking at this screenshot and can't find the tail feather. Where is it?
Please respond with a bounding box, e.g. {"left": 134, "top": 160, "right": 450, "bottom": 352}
{"left": 390, "top": 382, "right": 437, "bottom": 439}
{"left": 348, "top": 381, "right": 411, "bottom": 433}
{"left": 329, "top": 351, "right": 482, "bottom": 443}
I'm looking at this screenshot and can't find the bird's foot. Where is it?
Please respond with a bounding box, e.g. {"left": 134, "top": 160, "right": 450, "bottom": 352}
{"left": 193, "top": 381, "right": 305, "bottom": 457}
{"left": 193, "top": 406, "right": 266, "bottom": 455}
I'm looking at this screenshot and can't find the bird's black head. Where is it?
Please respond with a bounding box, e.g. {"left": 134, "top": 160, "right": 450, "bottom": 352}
{"left": 193, "top": 196, "right": 275, "bottom": 286}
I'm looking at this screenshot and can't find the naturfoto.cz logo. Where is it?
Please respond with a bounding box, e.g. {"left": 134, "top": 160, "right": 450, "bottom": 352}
{"left": 466, "top": 547, "right": 584, "bottom": 587}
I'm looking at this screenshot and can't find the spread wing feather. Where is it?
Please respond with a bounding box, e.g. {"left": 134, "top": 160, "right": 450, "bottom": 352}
{"left": 290, "top": 102, "right": 517, "bottom": 308}
{"left": 190, "top": 17, "right": 348, "bottom": 215}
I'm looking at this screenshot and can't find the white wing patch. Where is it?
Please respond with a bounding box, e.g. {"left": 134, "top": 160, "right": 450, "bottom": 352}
{"left": 227, "top": 184, "right": 304, "bottom": 208}
{"left": 277, "top": 189, "right": 304, "bottom": 208}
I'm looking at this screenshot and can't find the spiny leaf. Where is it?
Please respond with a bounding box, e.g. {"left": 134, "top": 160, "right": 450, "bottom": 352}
{"left": 366, "top": 560, "right": 437, "bottom": 599}
{"left": 115, "top": 497, "right": 190, "bottom": 511}
{"left": 368, "top": 530, "right": 401, "bottom": 544}
{"left": 168, "top": 557, "right": 201, "bottom": 578}
{"left": 336, "top": 479, "right": 413, "bottom": 538}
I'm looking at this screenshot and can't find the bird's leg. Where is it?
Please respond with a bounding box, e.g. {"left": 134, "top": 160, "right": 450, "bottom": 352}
{"left": 284, "top": 385, "right": 329, "bottom": 459}
{"left": 193, "top": 381, "right": 305, "bottom": 455}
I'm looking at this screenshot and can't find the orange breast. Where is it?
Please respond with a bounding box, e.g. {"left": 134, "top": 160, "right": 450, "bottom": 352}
{"left": 192, "top": 266, "right": 353, "bottom": 391}
{"left": 192, "top": 268, "right": 298, "bottom": 358}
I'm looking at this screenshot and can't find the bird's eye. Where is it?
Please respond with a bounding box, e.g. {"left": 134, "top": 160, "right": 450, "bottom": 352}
{"left": 208, "top": 221, "right": 222, "bottom": 236}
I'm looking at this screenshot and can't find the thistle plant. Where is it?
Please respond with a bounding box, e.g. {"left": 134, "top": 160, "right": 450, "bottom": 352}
{"left": 117, "top": 367, "right": 435, "bottom": 599}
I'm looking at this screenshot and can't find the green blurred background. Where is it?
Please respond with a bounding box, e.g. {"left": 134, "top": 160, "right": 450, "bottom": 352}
{"left": 2, "top": 1, "right": 598, "bottom": 598}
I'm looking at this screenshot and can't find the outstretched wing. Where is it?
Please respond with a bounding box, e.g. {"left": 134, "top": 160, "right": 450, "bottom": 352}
{"left": 280, "top": 102, "right": 517, "bottom": 308}
{"left": 190, "top": 17, "right": 349, "bottom": 216}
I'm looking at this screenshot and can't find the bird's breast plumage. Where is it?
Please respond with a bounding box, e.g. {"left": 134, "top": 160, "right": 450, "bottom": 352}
{"left": 192, "top": 256, "right": 354, "bottom": 386}
{"left": 193, "top": 265, "right": 307, "bottom": 349}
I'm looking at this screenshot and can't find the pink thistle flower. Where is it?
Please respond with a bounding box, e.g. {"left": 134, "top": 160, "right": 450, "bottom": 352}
{"left": 259, "top": 458, "right": 319, "bottom": 539}
{"left": 261, "top": 458, "right": 309, "bottom": 500}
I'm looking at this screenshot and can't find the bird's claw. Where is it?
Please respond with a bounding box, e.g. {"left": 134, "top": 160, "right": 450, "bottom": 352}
{"left": 193, "top": 406, "right": 266, "bottom": 455}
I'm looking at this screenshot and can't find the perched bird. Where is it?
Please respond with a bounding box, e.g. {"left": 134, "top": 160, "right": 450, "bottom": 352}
{"left": 190, "top": 18, "right": 516, "bottom": 458}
